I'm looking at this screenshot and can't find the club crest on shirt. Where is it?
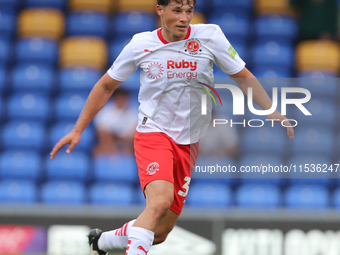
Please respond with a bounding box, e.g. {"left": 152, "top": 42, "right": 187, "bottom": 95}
{"left": 184, "top": 38, "right": 202, "bottom": 55}
{"left": 147, "top": 62, "right": 164, "bottom": 79}
{"left": 146, "top": 162, "right": 160, "bottom": 175}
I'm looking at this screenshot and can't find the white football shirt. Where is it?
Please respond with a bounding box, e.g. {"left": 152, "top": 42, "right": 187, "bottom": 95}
{"left": 108, "top": 24, "right": 245, "bottom": 145}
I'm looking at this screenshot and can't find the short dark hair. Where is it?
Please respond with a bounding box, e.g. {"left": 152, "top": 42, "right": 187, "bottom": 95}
{"left": 157, "top": 0, "right": 196, "bottom": 7}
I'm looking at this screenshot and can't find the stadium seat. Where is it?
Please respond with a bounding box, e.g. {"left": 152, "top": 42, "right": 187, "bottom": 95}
{"left": 0, "top": 10, "right": 17, "bottom": 41}
{"left": 45, "top": 151, "right": 90, "bottom": 182}
{"left": 252, "top": 40, "right": 294, "bottom": 71}
{"left": 332, "top": 188, "right": 340, "bottom": 208}
{"left": 7, "top": 92, "right": 50, "bottom": 122}
{"left": 54, "top": 92, "right": 88, "bottom": 120}
{"left": 191, "top": 12, "right": 206, "bottom": 24}
{"left": 49, "top": 122, "right": 95, "bottom": 152}
{"left": 291, "top": 127, "right": 334, "bottom": 157}
{"left": 240, "top": 127, "right": 286, "bottom": 155}
{"left": 0, "top": 151, "right": 42, "bottom": 181}
{"left": 0, "top": 39, "right": 11, "bottom": 68}
{"left": 255, "top": 0, "right": 295, "bottom": 16}
{"left": 69, "top": 0, "right": 112, "bottom": 13}
{"left": 285, "top": 184, "right": 329, "bottom": 208}
{"left": 66, "top": 12, "right": 109, "bottom": 38}
{"left": 60, "top": 37, "right": 108, "bottom": 70}
{"left": 2, "top": 121, "right": 46, "bottom": 152}
{"left": 297, "top": 72, "right": 338, "bottom": 100}
{"left": 255, "top": 15, "right": 298, "bottom": 41}
{"left": 111, "top": 12, "right": 157, "bottom": 38}
{"left": 296, "top": 40, "right": 340, "bottom": 73}
{"left": 41, "top": 181, "right": 86, "bottom": 204}
{"left": 90, "top": 183, "right": 135, "bottom": 205}
{"left": 0, "top": 180, "right": 37, "bottom": 203}
{"left": 108, "top": 36, "right": 132, "bottom": 64}
{"left": 94, "top": 154, "right": 138, "bottom": 184}
{"left": 118, "top": 0, "right": 156, "bottom": 13}
{"left": 0, "top": 0, "right": 20, "bottom": 13}
{"left": 0, "top": 68, "right": 6, "bottom": 93}
{"left": 238, "top": 154, "right": 284, "bottom": 185}
{"left": 11, "top": 64, "right": 55, "bottom": 94}
{"left": 252, "top": 67, "right": 292, "bottom": 79}
{"left": 287, "top": 155, "right": 331, "bottom": 186}
{"left": 207, "top": 11, "right": 250, "bottom": 40}
{"left": 186, "top": 183, "right": 232, "bottom": 208}
{"left": 194, "top": 0, "right": 210, "bottom": 14}
{"left": 15, "top": 38, "right": 59, "bottom": 67}
{"left": 25, "top": 0, "right": 67, "bottom": 10}
{"left": 18, "top": 8, "right": 65, "bottom": 40}
{"left": 59, "top": 67, "right": 101, "bottom": 93}
{"left": 236, "top": 184, "right": 281, "bottom": 208}
{"left": 0, "top": 95, "right": 4, "bottom": 123}
{"left": 293, "top": 99, "right": 337, "bottom": 128}
{"left": 212, "top": 0, "right": 253, "bottom": 16}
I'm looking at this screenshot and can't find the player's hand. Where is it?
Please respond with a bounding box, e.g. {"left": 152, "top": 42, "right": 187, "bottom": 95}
{"left": 267, "top": 110, "right": 294, "bottom": 139}
{"left": 50, "top": 130, "right": 81, "bottom": 159}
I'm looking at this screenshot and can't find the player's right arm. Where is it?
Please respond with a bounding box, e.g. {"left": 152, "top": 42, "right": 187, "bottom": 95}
{"left": 50, "top": 73, "right": 122, "bottom": 159}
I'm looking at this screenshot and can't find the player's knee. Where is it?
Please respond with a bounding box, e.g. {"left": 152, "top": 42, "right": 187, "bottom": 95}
{"left": 148, "top": 196, "right": 173, "bottom": 219}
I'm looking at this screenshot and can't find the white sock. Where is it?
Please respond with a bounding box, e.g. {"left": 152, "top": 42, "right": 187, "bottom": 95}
{"left": 98, "top": 219, "right": 136, "bottom": 251}
{"left": 126, "top": 227, "right": 154, "bottom": 255}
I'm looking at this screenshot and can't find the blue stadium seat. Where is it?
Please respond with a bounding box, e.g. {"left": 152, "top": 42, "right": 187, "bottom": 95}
{"left": 54, "top": 92, "right": 88, "bottom": 121}
{"left": 212, "top": 0, "right": 253, "bottom": 10}
{"left": 287, "top": 155, "right": 331, "bottom": 186}
{"left": 236, "top": 184, "right": 281, "bottom": 208}
{"left": 0, "top": 10, "right": 16, "bottom": 41}
{"left": 332, "top": 188, "right": 340, "bottom": 208}
{"left": 108, "top": 36, "right": 132, "bottom": 64}
{"left": 59, "top": 67, "right": 101, "bottom": 93}
{"left": 49, "top": 122, "right": 95, "bottom": 152}
{"left": 0, "top": 180, "right": 37, "bottom": 203}
{"left": 0, "top": 150, "right": 42, "bottom": 181}
{"left": 0, "top": 39, "right": 11, "bottom": 68}
{"left": 0, "top": 95, "right": 4, "bottom": 123}
{"left": 238, "top": 154, "right": 284, "bottom": 185}
{"left": 0, "top": 0, "right": 20, "bottom": 13}
{"left": 41, "top": 181, "right": 86, "bottom": 204}
{"left": 207, "top": 11, "right": 250, "bottom": 40}
{"left": 285, "top": 184, "right": 329, "bottom": 208}
{"left": 252, "top": 40, "right": 294, "bottom": 71}
{"left": 292, "top": 127, "right": 334, "bottom": 157}
{"left": 2, "top": 121, "right": 46, "bottom": 152}
{"left": 111, "top": 12, "right": 157, "bottom": 38}
{"left": 7, "top": 92, "right": 50, "bottom": 122}
{"left": 67, "top": 12, "right": 109, "bottom": 38}
{"left": 194, "top": 0, "right": 211, "bottom": 14}
{"left": 0, "top": 67, "right": 6, "bottom": 93}
{"left": 12, "top": 64, "right": 55, "bottom": 94}
{"left": 293, "top": 99, "right": 337, "bottom": 129}
{"left": 15, "top": 38, "right": 59, "bottom": 67}
{"left": 45, "top": 151, "right": 90, "bottom": 182}
{"left": 25, "top": 0, "right": 66, "bottom": 10}
{"left": 240, "top": 127, "right": 286, "bottom": 155}
{"left": 186, "top": 183, "right": 232, "bottom": 207}
{"left": 297, "top": 72, "right": 338, "bottom": 101}
{"left": 255, "top": 15, "right": 298, "bottom": 41}
{"left": 252, "top": 66, "right": 293, "bottom": 79}
{"left": 90, "top": 182, "right": 135, "bottom": 205}
{"left": 94, "top": 154, "right": 138, "bottom": 184}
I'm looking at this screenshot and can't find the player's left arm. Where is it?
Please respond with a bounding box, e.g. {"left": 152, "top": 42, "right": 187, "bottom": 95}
{"left": 229, "top": 67, "right": 294, "bottom": 139}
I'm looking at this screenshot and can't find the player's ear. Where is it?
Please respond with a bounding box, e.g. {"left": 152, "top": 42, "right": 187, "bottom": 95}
{"left": 156, "top": 5, "right": 164, "bottom": 17}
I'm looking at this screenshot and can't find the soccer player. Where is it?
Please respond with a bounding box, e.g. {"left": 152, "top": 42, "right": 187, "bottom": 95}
{"left": 50, "top": 0, "right": 294, "bottom": 254}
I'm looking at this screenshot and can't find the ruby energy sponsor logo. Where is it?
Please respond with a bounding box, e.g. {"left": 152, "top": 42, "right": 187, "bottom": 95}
{"left": 167, "top": 60, "right": 198, "bottom": 80}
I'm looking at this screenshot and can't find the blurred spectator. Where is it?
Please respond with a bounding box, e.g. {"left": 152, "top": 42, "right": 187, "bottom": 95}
{"left": 290, "top": 0, "right": 338, "bottom": 40}
{"left": 93, "top": 88, "right": 138, "bottom": 156}
{"left": 199, "top": 113, "right": 239, "bottom": 157}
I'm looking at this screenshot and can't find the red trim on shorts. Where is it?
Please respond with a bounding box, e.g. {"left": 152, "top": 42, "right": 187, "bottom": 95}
{"left": 157, "top": 26, "right": 191, "bottom": 44}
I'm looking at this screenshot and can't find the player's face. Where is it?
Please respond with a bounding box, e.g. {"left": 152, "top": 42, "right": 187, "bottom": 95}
{"left": 157, "top": 0, "right": 194, "bottom": 42}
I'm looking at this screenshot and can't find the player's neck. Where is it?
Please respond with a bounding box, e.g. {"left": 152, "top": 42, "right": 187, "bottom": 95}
{"left": 161, "top": 27, "right": 189, "bottom": 43}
